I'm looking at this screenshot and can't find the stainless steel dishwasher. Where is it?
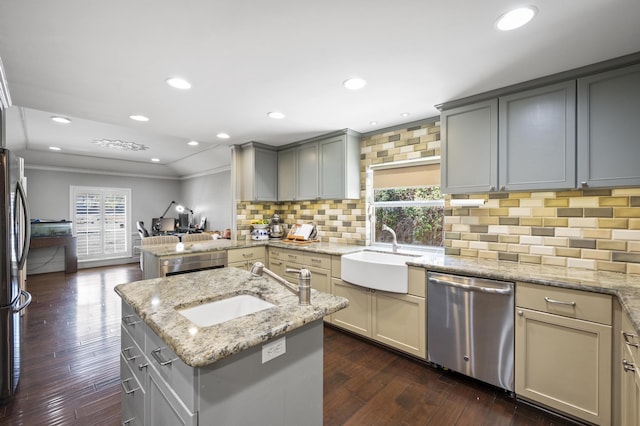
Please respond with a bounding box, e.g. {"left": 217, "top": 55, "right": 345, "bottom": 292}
{"left": 427, "top": 272, "right": 514, "bottom": 391}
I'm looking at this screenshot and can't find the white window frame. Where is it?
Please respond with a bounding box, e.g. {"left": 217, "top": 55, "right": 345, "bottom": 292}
{"left": 367, "top": 157, "right": 444, "bottom": 251}
{"left": 70, "top": 186, "right": 132, "bottom": 262}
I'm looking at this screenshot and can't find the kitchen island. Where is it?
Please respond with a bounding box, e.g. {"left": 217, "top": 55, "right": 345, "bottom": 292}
{"left": 115, "top": 266, "right": 348, "bottom": 426}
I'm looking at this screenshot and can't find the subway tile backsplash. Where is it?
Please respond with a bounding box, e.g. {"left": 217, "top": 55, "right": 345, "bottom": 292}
{"left": 445, "top": 189, "right": 640, "bottom": 274}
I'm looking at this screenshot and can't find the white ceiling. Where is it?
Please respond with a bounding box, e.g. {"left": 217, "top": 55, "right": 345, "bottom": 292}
{"left": 1, "top": 0, "right": 639, "bottom": 178}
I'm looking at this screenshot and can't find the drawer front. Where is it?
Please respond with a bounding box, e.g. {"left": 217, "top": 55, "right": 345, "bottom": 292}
{"left": 303, "top": 252, "right": 331, "bottom": 270}
{"left": 516, "top": 282, "right": 612, "bottom": 325}
{"left": 122, "top": 301, "right": 146, "bottom": 348}
{"left": 622, "top": 310, "right": 640, "bottom": 366}
{"left": 121, "top": 357, "right": 145, "bottom": 426}
{"left": 121, "top": 325, "right": 146, "bottom": 387}
{"left": 282, "top": 249, "right": 303, "bottom": 264}
{"left": 227, "top": 246, "right": 265, "bottom": 263}
{"left": 268, "top": 247, "right": 283, "bottom": 260}
{"left": 145, "top": 326, "right": 197, "bottom": 411}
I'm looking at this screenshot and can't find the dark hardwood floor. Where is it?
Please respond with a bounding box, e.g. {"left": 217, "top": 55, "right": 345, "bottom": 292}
{"left": 0, "top": 265, "right": 574, "bottom": 425}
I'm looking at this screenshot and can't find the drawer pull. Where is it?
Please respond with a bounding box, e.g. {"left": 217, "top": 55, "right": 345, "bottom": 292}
{"left": 311, "top": 258, "right": 321, "bottom": 263}
{"left": 122, "top": 315, "right": 141, "bottom": 326}
{"left": 151, "top": 347, "right": 175, "bottom": 366}
{"left": 544, "top": 296, "right": 576, "bottom": 307}
{"left": 121, "top": 378, "right": 139, "bottom": 395}
{"left": 623, "top": 359, "right": 636, "bottom": 373}
{"left": 288, "top": 254, "right": 298, "bottom": 259}
{"left": 242, "top": 252, "right": 254, "bottom": 258}
{"left": 623, "top": 331, "right": 639, "bottom": 348}
{"left": 122, "top": 346, "right": 138, "bottom": 361}
{"left": 138, "top": 363, "right": 148, "bottom": 371}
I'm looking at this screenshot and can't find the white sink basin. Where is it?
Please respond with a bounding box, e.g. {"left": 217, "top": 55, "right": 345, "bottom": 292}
{"left": 341, "top": 251, "right": 412, "bottom": 293}
{"left": 179, "top": 295, "right": 274, "bottom": 327}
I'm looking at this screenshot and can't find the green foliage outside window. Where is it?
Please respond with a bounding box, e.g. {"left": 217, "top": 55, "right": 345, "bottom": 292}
{"left": 374, "top": 186, "right": 443, "bottom": 247}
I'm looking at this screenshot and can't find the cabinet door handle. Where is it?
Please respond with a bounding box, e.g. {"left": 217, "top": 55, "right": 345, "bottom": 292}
{"left": 122, "top": 417, "right": 136, "bottom": 426}
{"left": 499, "top": 185, "right": 506, "bottom": 191}
{"left": 122, "top": 315, "right": 141, "bottom": 326}
{"left": 489, "top": 186, "right": 495, "bottom": 191}
{"left": 580, "top": 181, "right": 588, "bottom": 188}
{"left": 623, "top": 331, "right": 639, "bottom": 348}
{"left": 151, "top": 347, "right": 175, "bottom": 366}
{"left": 122, "top": 346, "right": 138, "bottom": 361}
{"left": 544, "top": 296, "right": 576, "bottom": 307}
{"left": 517, "top": 310, "right": 524, "bottom": 316}
{"left": 623, "top": 359, "right": 636, "bottom": 373}
{"left": 120, "top": 378, "right": 139, "bottom": 395}
{"left": 138, "top": 363, "right": 148, "bottom": 371}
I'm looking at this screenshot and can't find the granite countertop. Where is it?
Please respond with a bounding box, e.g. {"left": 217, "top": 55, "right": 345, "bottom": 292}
{"left": 115, "top": 267, "right": 349, "bottom": 367}
{"left": 138, "top": 238, "right": 364, "bottom": 257}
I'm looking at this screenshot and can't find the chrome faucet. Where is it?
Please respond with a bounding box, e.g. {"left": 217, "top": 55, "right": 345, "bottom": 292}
{"left": 249, "top": 262, "right": 311, "bottom": 305}
{"left": 382, "top": 224, "right": 399, "bottom": 253}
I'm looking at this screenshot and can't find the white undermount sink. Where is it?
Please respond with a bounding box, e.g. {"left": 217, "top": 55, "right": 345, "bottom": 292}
{"left": 341, "top": 251, "right": 413, "bottom": 294}
{"left": 178, "top": 295, "right": 274, "bottom": 327}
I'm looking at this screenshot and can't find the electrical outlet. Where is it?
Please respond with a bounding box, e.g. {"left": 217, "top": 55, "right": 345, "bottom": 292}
{"left": 262, "top": 337, "right": 286, "bottom": 363}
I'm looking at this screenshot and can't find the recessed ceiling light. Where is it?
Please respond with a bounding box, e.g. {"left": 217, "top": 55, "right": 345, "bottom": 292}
{"left": 129, "top": 114, "right": 149, "bottom": 122}
{"left": 343, "top": 77, "right": 367, "bottom": 90}
{"left": 51, "top": 116, "right": 71, "bottom": 124}
{"left": 151, "top": 158, "right": 160, "bottom": 162}
{"left": 400, "top": 112, "right": 410, "bottom": 117}
{"left": 216, "top": 133, "right": 230, "bottom": 139}
{"left": 370, "top": 121, "right": 378, "bottom": 126}
{"left": 188, "top": 140, "right": 199, "bottom": 146}
{"left": 496, "top": 6, "right": 537, "bottom": 31}
{"left": 267, "top": 111, "right": 285, "bottom": 119}
{"left": 49, "top": 146, "right": 62, "bottom": 151}
{"left": 166, "top": 77, "right": 192, "bottom": 90}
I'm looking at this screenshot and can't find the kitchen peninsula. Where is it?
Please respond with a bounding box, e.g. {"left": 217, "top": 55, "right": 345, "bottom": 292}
{"left": 115, "top": 266, "right": 348, "bottom": 425}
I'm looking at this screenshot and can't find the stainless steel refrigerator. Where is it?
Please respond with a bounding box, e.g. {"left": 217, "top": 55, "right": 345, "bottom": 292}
{"left": 0, "top": 56, "right": 32, "bottom": 402}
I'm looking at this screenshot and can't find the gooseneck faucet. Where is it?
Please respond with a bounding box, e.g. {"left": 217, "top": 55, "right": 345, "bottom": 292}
{"left": 250, "top": 262, "right": 311, "bottom": 305}
{"left": 382, "top": 224, "right": 399, "bottom": 253}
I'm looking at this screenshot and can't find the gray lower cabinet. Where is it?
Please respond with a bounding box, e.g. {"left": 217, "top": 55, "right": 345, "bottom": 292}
{"left": 577, "top": 64, "right": 640, "bottom": 188}
{"left": 441, "top": 99, "right": 498, "bottom": 194}
{"left": 499, "top": 81, "right": 576, "bottom": 191}
{"left": 120, "top": 300, "right": 323, "bottom": 426}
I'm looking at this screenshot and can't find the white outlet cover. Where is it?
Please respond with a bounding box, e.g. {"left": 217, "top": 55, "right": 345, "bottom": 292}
{"left": 262, "top": 336, "right": 286, "bottom": 363}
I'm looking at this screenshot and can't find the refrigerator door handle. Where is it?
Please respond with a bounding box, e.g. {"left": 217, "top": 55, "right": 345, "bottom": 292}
{"left": 13, "top": 290, "right": 32, "bottom": 313}
{"left": 16, "top": 179, "right": 30, "bottom": 270}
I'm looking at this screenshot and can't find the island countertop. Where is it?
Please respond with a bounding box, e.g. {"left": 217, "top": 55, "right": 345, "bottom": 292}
{"left": 115, "top": 267, "right": 349, "bottom": 367}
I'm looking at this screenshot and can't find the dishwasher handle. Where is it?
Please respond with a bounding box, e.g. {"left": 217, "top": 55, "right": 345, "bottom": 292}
{"left": 429, "top": 277, "right": 513, "bottom": 295}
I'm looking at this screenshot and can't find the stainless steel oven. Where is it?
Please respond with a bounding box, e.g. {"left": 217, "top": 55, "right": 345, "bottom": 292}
{"left": 427, "top": 272, "right": 514, "bottom": 391}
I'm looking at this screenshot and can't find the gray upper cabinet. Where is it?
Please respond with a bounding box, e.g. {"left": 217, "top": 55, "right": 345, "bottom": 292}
{"left": 577, "top": 64, "right": 640, "bottom": 188}
{"left": 237, "top": 143, "right": 278, "bottom": 202}
{"left": 319, "top": 133, "right": 360, "bottom": 200}
{"left": 499, "top": 81, "right": 576, "bottom": 191}
{"left": 441, "top": 99, "right": 498, "bottom": 194}
{"left": 277, "top": 147, "right": 297, "bottom": 201}
{"left": 277, "top": 130, "right": 361, "bottom": 201}
{"left": 297, "top": 141, "right": 319, "bottom": 200}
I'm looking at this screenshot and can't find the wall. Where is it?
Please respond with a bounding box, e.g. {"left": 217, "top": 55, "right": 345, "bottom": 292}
{"left": 236, "top": 120, "right": 442, "bottom": 244}
{"left": 180, "top": 170, "right": 232, "bottom": 233}
{"left": 25, "top": 168, "right": 181, "bottom": 273}
{"left": 445, "top": 189, "right": 640, "bottom": 274}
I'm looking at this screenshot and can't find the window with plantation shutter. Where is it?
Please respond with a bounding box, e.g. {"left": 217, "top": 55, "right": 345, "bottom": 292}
{"left": 71, "top": 186, "right": 131, "bottom": 261}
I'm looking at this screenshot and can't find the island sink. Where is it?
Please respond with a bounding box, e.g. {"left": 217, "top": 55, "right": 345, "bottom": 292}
{"left": 178, "top": 294, "right": 274, "bottom": 327}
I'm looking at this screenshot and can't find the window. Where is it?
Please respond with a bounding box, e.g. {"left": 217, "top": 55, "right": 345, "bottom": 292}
{"left": 71, "top": 186, "right": 131, "bottom": 261}
{"left": 369, "top": 159, "right": 444, "bottom": 249}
